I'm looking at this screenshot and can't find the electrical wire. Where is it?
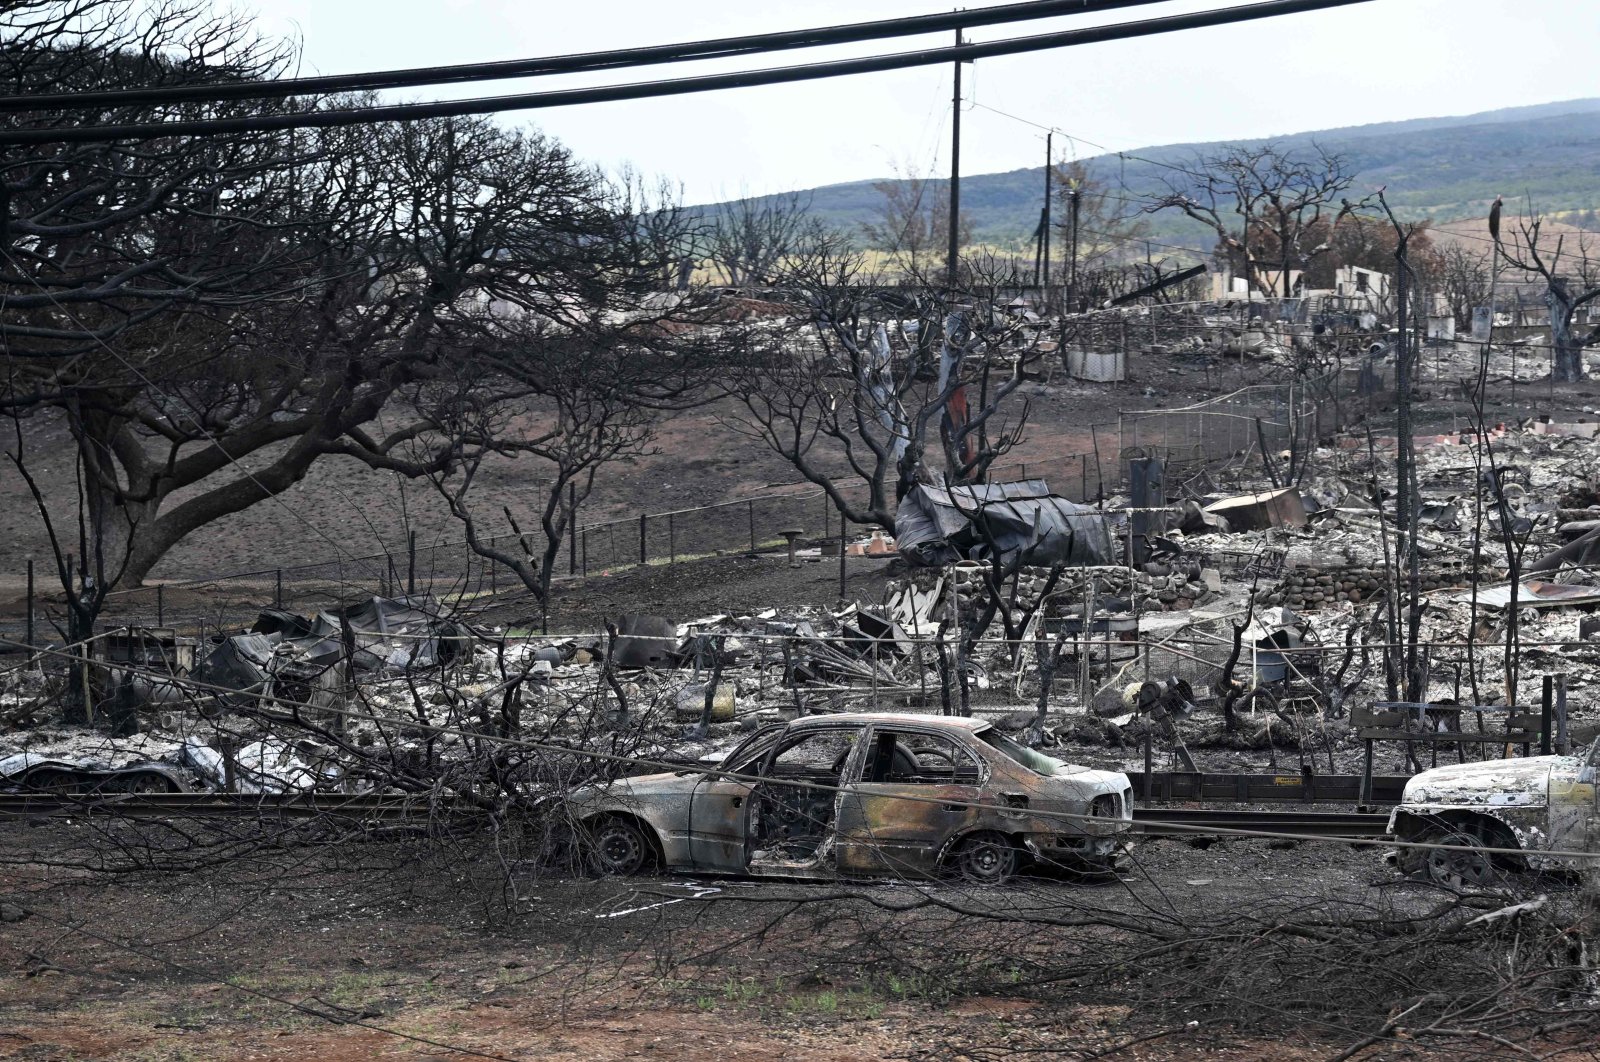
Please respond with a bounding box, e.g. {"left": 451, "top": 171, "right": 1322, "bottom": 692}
{"left": 968, "top": 98, "right": 1215, "bottom": 183}
{"left": 0, "top": 0, "right": 1176, "bottom": 113}
{"left": 0, "top": 0, "right": 1377, "bottom": 146}
{"left": 971, "top": 99, "right": 1600, "bottom": 261}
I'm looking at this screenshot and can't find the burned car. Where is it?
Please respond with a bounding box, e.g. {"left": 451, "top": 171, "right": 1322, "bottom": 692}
{"left": 1389, "top": 745, "right": 1600, "bottom": 887}
{"left": 570, "top": 712, "right": 1132, "bottom": 884}
{"left": 0, "top": 752, "right": 189, "bottom": 794}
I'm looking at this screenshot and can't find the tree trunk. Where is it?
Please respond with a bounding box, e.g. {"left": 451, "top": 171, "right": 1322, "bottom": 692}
{"left": 1548, "top": 288, "right": 1586, "bottom": 383}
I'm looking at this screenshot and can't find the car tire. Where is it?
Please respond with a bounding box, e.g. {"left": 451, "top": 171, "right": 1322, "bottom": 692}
{"left": 950, "top": 831, "right": 1018, "bottom": 886}
{"left": 588, "top": 817, "right": 654, "bottom": 877}
{"left": 113, "top": 771, "right": 178, "bottom": 795}
{"left": 1419, "top": 827, "right": 1498, "bottom": 890}
{"left": 22, "top": 768, "right": 81, "bottom": 793}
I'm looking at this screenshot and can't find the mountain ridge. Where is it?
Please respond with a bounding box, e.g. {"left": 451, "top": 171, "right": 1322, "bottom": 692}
{"left": 698, "top": 97, "right": 1600, "bottom": 254}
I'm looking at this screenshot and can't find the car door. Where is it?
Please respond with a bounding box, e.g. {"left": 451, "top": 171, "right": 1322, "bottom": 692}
{"left": 687, "top": 725, "right": 785, "bottom": 872}
{"left": 745, "top": 724, "right": 866, "bottom": 877}
{"left": 835, "top": 726, "right": 986, "bottom": 879}
{"left": 1547, "top": 751, "right": 1600, "bottom": 863}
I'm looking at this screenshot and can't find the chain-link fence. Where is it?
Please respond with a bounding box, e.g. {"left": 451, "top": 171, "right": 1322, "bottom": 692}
{"left": 574, "top": 487, "right": 852, "bottom": 574}
{"left": 988, "top": 360, "right": 1391, "bottom": 505}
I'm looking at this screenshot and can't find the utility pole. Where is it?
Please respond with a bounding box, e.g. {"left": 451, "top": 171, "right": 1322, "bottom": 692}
{"left": 1041, "top": 131, "right": 1052, "bottom": 294}
{"left": 1034, "top": 209, "right": 1047, "bottom": 288}
{"left": 1068, "top": 187, "right": 1081, "bottom": 313}
{"left": 947, "top": 26, "right": 965, "bottom": 290}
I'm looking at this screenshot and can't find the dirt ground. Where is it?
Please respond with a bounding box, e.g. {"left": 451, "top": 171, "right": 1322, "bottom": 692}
{"left": 0, "top": 820, "right": 1401, "bottom": 1062}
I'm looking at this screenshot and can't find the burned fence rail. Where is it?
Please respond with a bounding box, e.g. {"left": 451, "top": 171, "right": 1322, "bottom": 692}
{"left": 1133, "top": 807, "right": 1392, "bottom": 837}
{"left": 83, "top": 485, "right": 873, "bottom": 633}
{"left": 591, "top": 486, "right": 856, "bottom": 572}
{"left": 0, "top": 792, "right": 434, "bottom": 820}
{"left": 1128, "top": 771, "right": 1410, "bottom": 806}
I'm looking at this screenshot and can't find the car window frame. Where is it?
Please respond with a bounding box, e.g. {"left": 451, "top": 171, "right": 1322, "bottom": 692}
{"left": 711, "top": 723, "right": 788, "bottom": 777}
{"left": 758, "top": 723, "right": 869, "bottom": 781}
{"left": 860, "top": 724, "right": 988, "bottom": 787}
{"left": 974, "top": 725, "right": 1067, "bottom": 776}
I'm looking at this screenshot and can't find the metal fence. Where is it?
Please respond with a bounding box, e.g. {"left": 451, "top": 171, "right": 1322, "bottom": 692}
{"left": 988, "top": 359, "right": 1391, "bottom": 505}
{"left": 574, "top": 485, "right": 855, "bottom": 574}
{"left": 68, "top": 482, "right": 871, "bottom": 637}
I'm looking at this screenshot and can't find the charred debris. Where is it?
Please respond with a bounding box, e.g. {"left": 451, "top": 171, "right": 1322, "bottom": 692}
{"left": 6, "top": 300, "right": 1600, "bottom": 798}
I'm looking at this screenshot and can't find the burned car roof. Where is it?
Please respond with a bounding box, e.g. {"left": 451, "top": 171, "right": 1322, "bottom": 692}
{"left": 786, "top": 712, "right": 991, "bottom": 731}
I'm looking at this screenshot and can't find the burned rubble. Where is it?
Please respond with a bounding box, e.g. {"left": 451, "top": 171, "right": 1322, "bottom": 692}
{"left": 10, "top": 389, "right": 1600, "bottom": 805}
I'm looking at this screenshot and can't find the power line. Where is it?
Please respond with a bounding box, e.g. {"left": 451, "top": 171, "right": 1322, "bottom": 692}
{"left": 0, "top": 0, "right": 1175, "bottom": 113}
{"left": 968, "top": 99, "right": 1214, "bottom": 183}
{"left": 970, "top": 100, "right": 1600, "bottom": 260}
{"left": 0, "top": 0, "right": 1377, "bottom": 146}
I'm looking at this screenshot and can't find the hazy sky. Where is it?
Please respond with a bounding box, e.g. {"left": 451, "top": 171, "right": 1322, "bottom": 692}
{"left": 245, "top": 0, "right": 1597, "bottom": 204}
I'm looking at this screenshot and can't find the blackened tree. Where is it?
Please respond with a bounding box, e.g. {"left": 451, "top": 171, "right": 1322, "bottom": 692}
{"left": 1144, "top": 143, "right": 1363, "bottom": 297}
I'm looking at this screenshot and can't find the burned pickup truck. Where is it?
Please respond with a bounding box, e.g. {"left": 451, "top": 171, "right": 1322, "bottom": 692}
{"left": 1389, "top": 746, "right": 1600, "bottom": 887}
{"left": 570, "top": 712, "right": 1132, "bottom": 885}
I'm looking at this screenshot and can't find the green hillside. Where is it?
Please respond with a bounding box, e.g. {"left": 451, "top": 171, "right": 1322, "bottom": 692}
{"left": 700, "top": 98, "right": 1600, "bottom": 257}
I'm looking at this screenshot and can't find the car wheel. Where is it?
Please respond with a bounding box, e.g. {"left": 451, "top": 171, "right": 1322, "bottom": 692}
{"left": 589, "top": 817, "right": 653, "bottom": 877}
{"left": 113, "top": 771, "right": 177, "bottom": 794}
{"left": 1422, "top": 828, "right": 1497, "bottom": 890}
{"left": 22, "top": 768, "right": 81, "bottom": 794}
{"left": 951, "top": 831, "right": 1018, "bottom": 886}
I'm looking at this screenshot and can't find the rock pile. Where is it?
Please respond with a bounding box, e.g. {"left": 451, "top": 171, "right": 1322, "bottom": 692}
{"left": 909, "top": 561, "right": 1217, "bottom": 620}
{"left": 1259, "top": 564, "right": 1490, "bottom": 610}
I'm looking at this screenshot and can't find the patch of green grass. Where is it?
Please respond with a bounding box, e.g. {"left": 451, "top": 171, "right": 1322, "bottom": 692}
{"left": 722, "top": 976, "right": 765, "bottom": 1003}
{"left": 882, "top": 971, "right": 950, "bottom": 1004}
{"left": 669, "top": 970, "right": 958, "bottom": 1020}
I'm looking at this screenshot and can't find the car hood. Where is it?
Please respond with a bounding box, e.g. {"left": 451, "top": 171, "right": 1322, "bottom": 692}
{"left": 1403, "top": 758, "right": 1559, "bottom": 807}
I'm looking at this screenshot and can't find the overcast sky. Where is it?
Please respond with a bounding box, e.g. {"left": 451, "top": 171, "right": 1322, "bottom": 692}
{"left": 246, "top": 0, "right": 1596, "bottom": 205}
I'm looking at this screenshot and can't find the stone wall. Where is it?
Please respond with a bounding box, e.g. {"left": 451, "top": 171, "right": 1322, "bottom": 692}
{"left": 1260, "top": 564, "right": 1488, "bottom": 610}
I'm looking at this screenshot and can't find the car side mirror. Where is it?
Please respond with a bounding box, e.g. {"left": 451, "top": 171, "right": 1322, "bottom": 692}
{"left": 1579, "top": 766, "right": 1595, "bottom": 785}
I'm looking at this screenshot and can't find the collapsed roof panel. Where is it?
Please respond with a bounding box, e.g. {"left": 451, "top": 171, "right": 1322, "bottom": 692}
{"left": 895, "top": 479, "right": 1115, "bottom": 568}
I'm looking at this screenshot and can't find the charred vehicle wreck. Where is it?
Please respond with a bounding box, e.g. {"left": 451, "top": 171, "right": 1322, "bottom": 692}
{"left": 1389, "top": 742, "right": 1600, "bottom": 887}
{"left": 570, "top": 713, "right": 1133, "bottom": 885}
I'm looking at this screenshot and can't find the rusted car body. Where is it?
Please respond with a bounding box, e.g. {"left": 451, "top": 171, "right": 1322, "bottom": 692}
{"left": 570, "top": 712, "right": 1133, "bottom": 884}
{"left": 1388, "top": 746, "right": 1599, "bottom": 885}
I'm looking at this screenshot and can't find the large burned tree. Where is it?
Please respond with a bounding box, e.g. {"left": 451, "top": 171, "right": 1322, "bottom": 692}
{"left": 1, "top": 0, "right": 318, "bottom": 701}
{"left": 727, "top": 239, "right": 1041, "bottom": 531}
{"left": 0, "top": 4, "right": 713, "bottom": 735}
{"left": 0, "top": 2, "right": 704, "bottom": 688}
